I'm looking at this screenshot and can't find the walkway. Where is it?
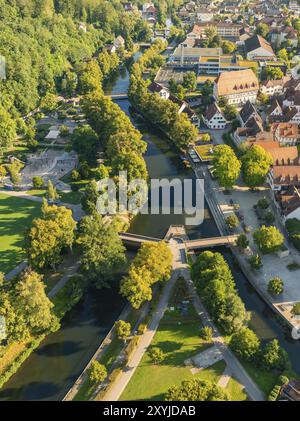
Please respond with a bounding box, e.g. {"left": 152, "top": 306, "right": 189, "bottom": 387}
{"left": 185, "top": 235, "right": 238, "bottom": 250}
{"left": 101, "top": 238, "right": 182, "bottom": 401}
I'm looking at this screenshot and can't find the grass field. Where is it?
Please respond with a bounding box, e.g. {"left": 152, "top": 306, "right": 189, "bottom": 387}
{"left": 0, "top": 193, "right": 42, "bottom": 274}
{"left": 120, "top": 306, "right": 224, "bottom": 401}
{"left": 194, "top": 145, "right": 215, "bottom": 162}
{"left": 27, "top": 189, "right": 82, "bottom": 205}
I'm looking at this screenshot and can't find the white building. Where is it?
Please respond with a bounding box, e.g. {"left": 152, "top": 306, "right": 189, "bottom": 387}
{"left": 245, "top": 35, "right": 276, "bottom": 61}
{"left": 213, "top": 69, "right": 259, "bottom": 105}
{"left": 204, "top": 103, "right": 227, "bottom": 129}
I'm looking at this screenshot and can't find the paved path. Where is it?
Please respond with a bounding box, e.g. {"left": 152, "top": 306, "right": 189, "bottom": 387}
{"left": 48, "top": 261, "right": 81, "bottom": 298}
{"left": 5, "top": 261, "right": 28, "bottom": 281}
{"left": 102, "top": 239, "right": 181, "bottom": 401}
{"left": 218, "top": 366, "right": 232, "bottom": 389}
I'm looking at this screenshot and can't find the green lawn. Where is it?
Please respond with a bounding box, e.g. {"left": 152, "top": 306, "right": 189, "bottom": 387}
{"left": 0, "top": 193, "right": 42, "bottom": 274}
{"left": 194, "top": 145, "right": 215, "bottom": 162}
{"left": 120, "top": 313, "right": 223, "bottom": 401}
{"left": 226, "top": 377, "right": 248, "bottom": 401}
{"left": 27, "top": 188, "right": 83, "bottom": 205}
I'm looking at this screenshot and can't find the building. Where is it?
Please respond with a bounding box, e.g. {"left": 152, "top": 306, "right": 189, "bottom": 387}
{"left": 260, "top": 77, "right": 289, "bottom": 97}
{"left": 267, "top": 99, "right": 283, "bottom": 122}
{"left": 187, "top": 23, "right": 243, "bottom": 41}
{"left": 213, "top": 69, "right": 259, "bottom": 105}
{"left": 148, "top": 81, "right": 170, "bottom": 99}
{"left": 238, "top": 100, "right": 259, "bottom": 126}
{"left": 114, "top": 35, "right": 125, "bottom": 49}
{"left": 196, "top": 9, "right": 214, "bottom": 22}
{"left": 233, "top": 116, "right": 264, "bottom": 146}
{"left": 277, "top": 188, "right": 300, "bottom": 221}
{"left": 203, "top": 102, "right": 227, "bottom": 129}
{"left": 245, "top": 35, "right": 276, "bottom": 61}
{"left": 142, "top": 3, "right": 157, "bottom": 24}
{"left": 268, "top": 165, "right": 300, "bottom": 190}
{"left": 272, "top": 123, "right": 300, "bottom": 146}
{"left": 288, "top": 0, "right": 300, "bottom": 15}
{"left": 253, "top": 140, "right": 299, "bottom": 166}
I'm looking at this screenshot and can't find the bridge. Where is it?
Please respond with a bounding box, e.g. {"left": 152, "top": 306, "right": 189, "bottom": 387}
{"left": 185, "top": 235, "right": 239, "bottom": 251}
{"left": 106, "top": 94, "right": 128, "bottom": 100}
{"left": 119, "top": 232, "right": 161, "bottom": 247}
{"left": 119, "top": 230, "right": 238, "bottom": 251}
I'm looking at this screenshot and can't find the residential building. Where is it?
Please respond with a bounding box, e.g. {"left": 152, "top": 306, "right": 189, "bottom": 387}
{"left": 277, "top": 188, "right": 300, "bottom": 221}
{"left": 245, "top": 35, "right": 276, "bottom": 60}
{"left": 267, "top": 99, "right": 283, "bottom": 122}
{"left": 213, "top": 69, "right": 259, "bottom": 105}
{"left": 114, "top": 35, "right": 125, "bottom": 49}
{"left": 196, "top": 9, "right": 214, "bottom": 22}
{"left": 148, "top": 81, "right": 170, "bottom": 99}
{"left": 260, "top": 77, "right": 290, "bottom": 97}
{"left": 272, "top": 123, "right": 300, "bottom": 146}
{"left": 238, "top": 100, "right": 259, "bottom": 126}
{"left": 186, "top": 23, "right": 243, "bottom": 41}
{"left": 233, "top": 116, "right": 264, "bottom": 146}
{"left": 288, "top": 0, "right": 300, "bottom": 15}
{"left": 268, "top": 165, "right": 300, "bottom": 190}
{"left": 203, "top": 102, "right": 227, "bottom": 129}
{"left": 142, "top": 2, "right": 157, "bottom": 24}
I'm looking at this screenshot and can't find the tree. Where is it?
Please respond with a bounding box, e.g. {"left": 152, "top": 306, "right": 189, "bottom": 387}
{"left": 199, "top": 326, "right": 213, "bottom": 342}
{"left": 71, "top": 125, "right": 99, "bottom": 165}
{"left": 248, "top": 254, "right": 263, "bottom": 270}
{"left": 242, "top": 145, "right": 273, "bottom": 188}
{"left": 114, "top": 320, "right": 131, "bottom": 342}
{"left": 88, "top": 361, "right": 107, "bottom": 384}
{"left": 13, "top": 269, "right": 59, "bottom": 338}
{"left": 253, "top": 225, "right": 284, "bottom": 254}
{"left": 223, "top": 104, "right": 237, "bottom": 121}
{"left": 0, "top": 105, "right": 17, "bottom": 153}
{"left": 59, "top": 125, "right": 69, "bottom": 137}
{"left": 256, "top": 23, "right": 269, "bottom": 38}
{"left": 265, "top": 67, "right": 284, "bottom": 80}
{"left": 169, "top": 114, "right": 198, "bottom": 150}
{"left": 292, "top": 302, "right": 300, "bottom": 316}
{"left": 182, "top": 71, "right": 197, "bottom": 92}
{"left": 120, "top": 242, "right": 172, "bottom": 308}
{"left": 257, "top": 198, "right": 269, "bottom": 209}
{"left": 230, "top": 327, "right": 260, "bottom": 361}
{"left": 165, "top": 379, "right": 229, "bottom": 401}
{"left": 277, "top": 48, "right": 290, "bottom": 68}
{"left": 201, "top": 133, "right": 211, "bottom": 142}
{"left": 148, "top": 347, "right": 165, "bottom": 364}
{"left": 81, "top": 180, "right": 99, "bottom": 214}
{"left": 268, "top": 277, "right": 284, "bottom": 295}
{"left": 26, "top": 201, "right": 76, "bottom": 269}
{"left": 32, "top": 176, "right": 44, "bottom": 189}
{"left": 261, "top": 339, "right": 288, "bottom": 371}
{"left": 265, "top": 211, "right": 275, "bottom": 225}
{"left": 222, "top": 40, "right": 236, "bottom": 53}
{"left": 40, "top": 93, "right": 58, "bottom": 113}
{"left": 0, "top": 165, "right": 7, "bottom": 181}
{"left": 236, "top": 234, "right": 249, "bottom": 250}
{"left": 77, "top": 213, "right": 126, "bottom": 288}
{"left": 213, "top": 145, "right": 241, "bottom": 189}
{"left": 226, "top": 214, "right": 239, "bottom": 231}
{"left": 46, "top": 180, "right": 59, "bottom": 202}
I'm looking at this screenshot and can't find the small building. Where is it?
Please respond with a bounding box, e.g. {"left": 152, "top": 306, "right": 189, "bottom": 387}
{"left": 114, "top": 35, "right": 125, "bottom": 50}
{"left": 213, "top": 69, "right": 259, "bottom": 105}
{"left": 277, "top": 188, "right": 300, "bottom": 221}
{"left": 238, "top": 100, "right": 259, "bottom": 126}
{"left": 245, "top": 35, "right": 276, "bottom": 61}
{"left": 203, "top": 103, "right": 227, "bottom": 129}
{"left": 272, "top": 123, "right": 300, "bottom": 146}
{"left": 260, "top": 77, "right": 289, "bottom": 97}
{"left": 267, "top": 99, "right": 283, "bottom": 122}
{"left": 148, "top": 81, "right": 170, "bottom": 99}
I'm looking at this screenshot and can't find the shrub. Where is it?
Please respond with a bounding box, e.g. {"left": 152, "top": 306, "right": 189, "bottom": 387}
{"left": 268, "top": 277, "right": 284, "bottom": 296}
{"left": 230, "top": 327, "right": 260, "bottom": 361}
{"left": 32, "top": 176, "right": 44, "bottom": 189}
{"left": 88, "top": 361, "right": 107, "bottom": 384}
{"left": 148, "top": 347, "right": 165, "bottom": 364}
{"left": 291, "top": 302, "right": 300, "bottom": 316}
{"left": 199, "top": 326, "right": 213, "bottom": 342}
{"left": 248, "top": 254, "right": 263, "bottom": 270}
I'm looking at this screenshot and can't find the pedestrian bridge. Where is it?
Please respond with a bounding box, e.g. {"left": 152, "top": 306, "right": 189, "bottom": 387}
{"left": 184, "top": 235, "right": 239, "bottom": 251}
{"left": 107, "top": 94, "right": 128, "bottom": 100}
{"left": 119, "top": 231, "right": 238, "bottom": 250}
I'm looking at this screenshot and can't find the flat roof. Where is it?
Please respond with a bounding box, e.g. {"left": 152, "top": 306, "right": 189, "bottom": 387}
{"left": 172, "top": 46, "right": 222, "bottom": 58}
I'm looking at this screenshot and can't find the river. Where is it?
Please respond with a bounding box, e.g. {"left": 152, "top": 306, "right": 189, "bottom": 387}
{"left": 1, "top": 52, "right": 300, "bottom": 401}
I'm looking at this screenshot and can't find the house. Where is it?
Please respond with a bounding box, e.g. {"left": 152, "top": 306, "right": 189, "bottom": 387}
{"left": 288, "top": 0, "right": 300, "bottom": 15}
{"left": 114, "top": 36, "right": 125, "bottom": 50}
{"left": 196, "top": 9, "right": 214, "bottom": 22}
{"left": 213, "top": 69, "right": 259, "bottom": 105}
{"left": 142, "top": 3, "right": 157, "bottom": 24}
{"left": 238, "top": 27, "right": 251, "bottom": 45}
{"left": 245, "top": 35, "right": 276, "bottom": 61}
{"left": 203, "top": 103, "right": 227, "bottom": 129}
{"left": 268, "top": 165, "right": 300, "bottom": 190}
{"left": 79, "top": 22, "right": 87, "bottom": 32}
{"left": 277, "top": 188, "right": 300, "bottom": 221}
{"left": 106, "top": 44, "right": 117, "bottom": 54}
{"left": 284, "top": 107, "right": 300, "bottom": 124}
{"left": 260, "top": 77, "right": 290, "bottom": 97}
{"left": 233, "top": 116, "right": 264, "bottom": 146}
{"left": 270, "top": 26, "right": 298, "bottom": 48}
{"left": 238, "top": 100, "right": 259, "bottom": 126}
{"left": 124, "top": 2, "right": 134, "bottom": 12}
{"left": 148, "top": 81, "right": 170, "bottom": 99}
{"left": 267, "top": 99, "right": 283, "bottom": 122}
{"left": 252, "top": 140, "right": 299, "bottom": 166}
{"left": 272, "top": 123, "right": 300, "bottom": 146}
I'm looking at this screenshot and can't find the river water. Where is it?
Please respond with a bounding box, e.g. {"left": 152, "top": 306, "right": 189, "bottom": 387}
{"left": 1, "top": 53, "right": 300, "bottom": 401}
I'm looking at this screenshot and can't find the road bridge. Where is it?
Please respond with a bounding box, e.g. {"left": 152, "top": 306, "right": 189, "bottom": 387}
{"left": 106, "top": 94, "right": 128, "bottom": 100}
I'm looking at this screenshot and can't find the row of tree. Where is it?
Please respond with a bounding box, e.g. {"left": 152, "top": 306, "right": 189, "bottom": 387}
{"left": 120, "top": 242, "right": 173, "bottom": 308}
{"left": 192, "top": 251, "right": 289, "bottom": 373}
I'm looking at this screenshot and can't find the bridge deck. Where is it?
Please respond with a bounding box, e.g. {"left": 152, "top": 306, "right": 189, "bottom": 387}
{"left": 185, "top": 235, "right": 238, "bottom": 250}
